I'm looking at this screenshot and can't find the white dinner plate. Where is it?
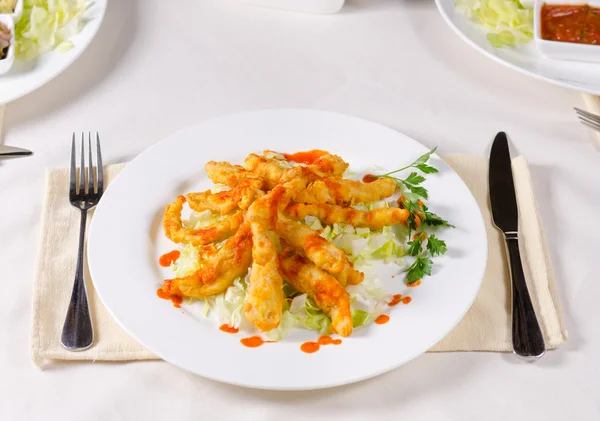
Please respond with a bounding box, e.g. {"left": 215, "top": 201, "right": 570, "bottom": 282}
{"left": 88, "top": 109, "right": 488, "bottom": 390}
{"left": 0, "top": 0, "right": 106, "bottom": 104}
{"left": 435, "top": 0, "right": 600, "bottom": 95}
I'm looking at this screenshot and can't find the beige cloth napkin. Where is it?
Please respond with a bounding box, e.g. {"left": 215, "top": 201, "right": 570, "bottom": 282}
{"left": 30, "top": 156, "right": 568, "bottom": 367}
{"left": 0, "top": 104, "right": 5, "bottom": 139}
{"left": 582, "top": 93, "right": 600, "bottom": 149}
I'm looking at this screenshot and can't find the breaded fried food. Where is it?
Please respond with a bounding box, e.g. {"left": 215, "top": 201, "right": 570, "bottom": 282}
{"left": 246, "top": 152, "right": 350, "bottom": 188}
{"left": 186, "top": 178, "right": 264, "bottom": 215}
{"left": 276, "top": 216, "right": 364, "bottom": 286}
{"left": 163, "top": 196, "right": 243, "bottom": 246}
{"left": 159, "top": 222, "right": 253, "bottom": 298}
{"left": 244, "top": 153, "right": 287, "bottom": 190}
{"left": 306, "top": 153, "right": 349, "bottom": 178}
{"left": 205, "top": 161, "right": 263, "bottom": 188}
{"left": 244, "top": 187, "right": 287, "bottom": 331}
{"left": 279, "top": 248, "right": 352, "bottom": 337}
{"left": 295, "top": 177, "right": 396, "bottom": 205}
{"left": 285, "top": 203, "right": 410, "bottom": 230}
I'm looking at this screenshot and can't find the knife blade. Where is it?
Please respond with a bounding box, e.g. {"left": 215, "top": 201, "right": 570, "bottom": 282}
{"left": 489, "top": 132, "right": 545, "bottom": 360}
{"left": 0, "top": 145, "right": 33, "bottom": 157}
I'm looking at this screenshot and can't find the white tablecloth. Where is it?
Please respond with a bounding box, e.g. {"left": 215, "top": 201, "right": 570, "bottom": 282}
{"left": 1, "top": 0, "right": 599, "bottom": 419}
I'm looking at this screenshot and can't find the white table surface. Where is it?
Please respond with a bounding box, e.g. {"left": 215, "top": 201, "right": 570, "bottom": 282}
{"left": 1, "top": 0, "right": 599, "bottom": 419}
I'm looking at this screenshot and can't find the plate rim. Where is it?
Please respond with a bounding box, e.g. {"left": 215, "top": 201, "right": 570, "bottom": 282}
{"left": 434, "top": 0, "right": 600, "bottom": 96}
{"left": 87, "top": 109, "right": 489, "bottom": 390}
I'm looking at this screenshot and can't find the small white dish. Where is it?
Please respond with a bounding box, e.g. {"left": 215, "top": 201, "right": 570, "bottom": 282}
{"left": 0, "top": 0, "right": 23, "bottom": 23}
{"left": 534, "top": 0, "right": 600, "bottom": 63}
{"left": 435, "top": 0, "right": 600, "bottom": 96}
{"left": 0, "top": 15, "right": 15, "bottom": 76}
{"left": 244, "top": 0, "right": 345, "bottom": 14}
{"left": 0, "top": 0, "right": 106, "bottom": 104}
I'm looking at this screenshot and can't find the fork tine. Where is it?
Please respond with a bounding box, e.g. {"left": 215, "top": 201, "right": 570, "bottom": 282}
{"left": 88, "top": 132, "right": 94, "bottom": 194}
{"left": 580, "top": 119, "right": 600, "bottom": 133}
{"left": 578, "top": 115, "right": 600, "bottom": 130}
{"left": 70, "top": 133, "right": 76, "bottom": 195}
{"left": 575, "top": 107, "right": 600, "bottom": 123}
{"left": 80, "top": 133, "right": 85, "bottom": 195}
{"left": 96, "top": 132, "right": 104, "bottom": 194}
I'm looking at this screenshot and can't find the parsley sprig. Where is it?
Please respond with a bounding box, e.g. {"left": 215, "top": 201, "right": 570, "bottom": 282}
{"left": 370, "top": 147, "right": 453, "bottom": 284}
{"left": 375, "top": 147, "right": 439, "bottom": 201}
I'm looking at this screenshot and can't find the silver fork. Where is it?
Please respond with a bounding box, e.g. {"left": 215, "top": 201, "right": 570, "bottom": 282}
{"left": 575, "top": 107, "right": 600, "bottom": 133}
{"left": 60, "top": 133, "right": 104, "bottom": 351}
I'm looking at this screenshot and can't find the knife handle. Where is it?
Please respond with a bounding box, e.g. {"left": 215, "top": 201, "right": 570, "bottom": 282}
{"left": 504, "top": 233, "right": 545, "bottom": 360}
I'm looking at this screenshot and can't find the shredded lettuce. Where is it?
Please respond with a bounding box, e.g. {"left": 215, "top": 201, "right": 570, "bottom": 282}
{"left": 15, "top": 0, "right": 87, "bottom": 60}
{"left": 171, "top": 244, "right": 200, "bottom": 278}
{"left": 454, "top": 0, "right": 533, "bottom": 48}
{"left": 185, "top": 210, "right": 222, "bottom": 230}
{"left": 318, "top": 202, "right": 407, "bottom": 266}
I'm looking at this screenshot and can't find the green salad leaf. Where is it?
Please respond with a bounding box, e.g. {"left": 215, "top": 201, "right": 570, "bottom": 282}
{"left": 15, "top": 0, "right": 87, "bottom": 60}
{"left": 454, "top": 0, "right": 533, "bottom": 48}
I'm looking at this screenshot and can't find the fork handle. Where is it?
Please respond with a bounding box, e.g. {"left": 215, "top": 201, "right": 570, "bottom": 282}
{"left": 505, "top": 234, "right": 545, "bottom": 360}
{"left": 61, "top": 210, "right": 94, "bottom": 351}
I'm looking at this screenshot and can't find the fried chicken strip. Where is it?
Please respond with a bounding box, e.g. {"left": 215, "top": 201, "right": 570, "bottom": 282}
{"left": 279, "top": 248, "right": 353, "bottom": 337}
{"left": 163, "top": 196, "right": 243, "bottom": 246}
{"left": 243, "top": 186, "right": 287, "bottom": 331}
{"left": 294, "top": 177, "right": 396, "bottom": 205}
{"left": 245, "top": 152, "right": 350, "bottom": 189}
{"left": 285, "top": 203, "right": 410, "bottom": 230}
{"left": 276, "top": 216, "right": 364, "bottom": 286}
{"left": 159, "top": 222, "right": 253, "bottom": 298}
{"left": 305, "top": 153, "right": 349, "bottom": 178}
{"left": 186, "top": 178, "right": 264, "bottom": 215}
{"left": 205, "top": 161, "right": 263, "bottom": 188}
{"left": 244, "top": 153, "right": 287, "bottom": 190}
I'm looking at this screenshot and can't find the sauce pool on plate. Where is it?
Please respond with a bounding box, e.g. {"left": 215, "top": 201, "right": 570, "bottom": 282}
{"left": 388, "top": 294, "right": 403, "bottom": 307}
{"left": 219, "top": 324, "right": 239, "bottom": 334}
{"left": 375, "top": 314, "right": 390, "bottom": 325}
{"left": 317, "top": 335, "right": 342, "bottom": 345}
{"left": 156, "top": 282, "right": 183, "bottom": 308}
{"left": 362, "top": 174, "right": 379, "bottom": 183}
{"left": 159, "top": 250, "right": 180, "bottom": 267}
{"left": 300, "top": 342, "right": 320, "bottom": 353}
{"left": 541, "top": 4, "right": 600, "bottom": 45}
{"left": 240, "top": 336, "right": 272, "bottom": 348}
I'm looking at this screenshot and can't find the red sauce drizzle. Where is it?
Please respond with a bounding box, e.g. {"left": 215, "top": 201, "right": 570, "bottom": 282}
{"left": 402, "top": 296, "right": 412, "bottom": 304}
{"left": 219, "top": 324, "right": 239, "bottom": 334}
{"left": 388, "top": 294, "right": 403, "bottom": 307}
{"left": 240, "top": 336, "right": 269, "bottom": 348}
{"left": 375, "top": 314, "right": 390, "bottom": 325}
{"left": 283, "top": 150, "right": 329, "bottom": 165}
{"left": 156, "top": 282, "right": 183, "bottom": 308}
{"left": 318, "top": 335, "right": 342, "bottom": 345}
{"left": 362, "top": 174, "right": 378, "bottom": 183}
{"left": 159, "top": 250, "right": 181, "bottom": 267}
{"left": 408, "top": 279, "right": 421, "bottom": 287}
{"left": 300, "top": 342, "right": 320, "bottom": 353}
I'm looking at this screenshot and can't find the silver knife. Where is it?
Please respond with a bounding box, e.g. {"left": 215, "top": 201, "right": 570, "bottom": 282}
{"left": 489, "top": 132, "right": 545, "bottom": 360}
{"left": 0, "top": 145, "right": 33, "bottom": 157}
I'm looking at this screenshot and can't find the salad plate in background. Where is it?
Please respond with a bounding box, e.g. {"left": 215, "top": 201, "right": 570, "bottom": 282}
{"left": 436, "top": 0, "right": 600, "bottom": 95}
{"left": 0, "top": 0, "right": 106, "bottom": 104}
{"left": 88, "top": 109, "right": 487, "bottom": 390}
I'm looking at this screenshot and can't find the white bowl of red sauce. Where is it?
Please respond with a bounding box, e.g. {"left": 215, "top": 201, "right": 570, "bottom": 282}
{"left": 535, "top": 0, "right": 600, "bottom": 62}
